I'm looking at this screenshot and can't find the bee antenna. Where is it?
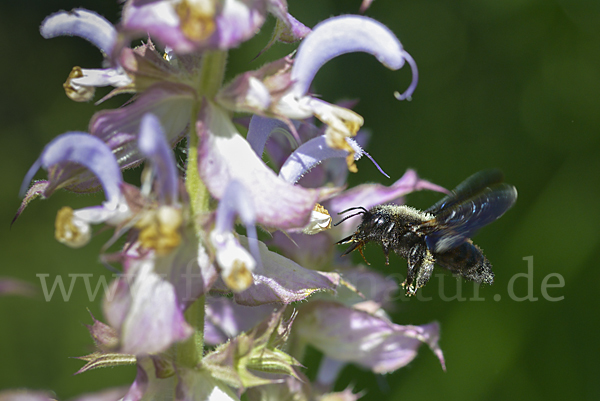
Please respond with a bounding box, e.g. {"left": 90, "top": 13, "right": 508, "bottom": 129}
{"left": 337, "top": 206, "right": 368, "bottom": 215}
{"left": 334, "top": 211, "right": 366, "bottom": 226}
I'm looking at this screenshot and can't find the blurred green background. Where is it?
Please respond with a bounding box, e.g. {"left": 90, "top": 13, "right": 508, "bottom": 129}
{"left": 1, "top": 0, "right": 599, "bottom": 400}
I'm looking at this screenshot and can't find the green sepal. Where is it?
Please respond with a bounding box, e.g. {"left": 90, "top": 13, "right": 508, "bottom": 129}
{"left": 73, "top": 352, "right": 136, "bottom": 374}
{"left": 202, "top": 308, "right": 301, "bottom": 389}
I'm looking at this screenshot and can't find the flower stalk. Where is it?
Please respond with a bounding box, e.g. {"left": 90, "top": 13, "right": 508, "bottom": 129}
{"left": 198, "top": 50, "right": 228, "bottom": 97}
{"left": 177, "top": 295, "right": 206, "bottom": 368}
{"left": 180, "top": 50, "right": 228, "bottom": 367}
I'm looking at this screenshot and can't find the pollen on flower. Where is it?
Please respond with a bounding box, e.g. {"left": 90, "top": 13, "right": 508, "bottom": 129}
{"left": 302, "top": 203, "right": 332, "bottom": 234}
{"left": 210, "top": 231, "right": 256, "bottom": 292}
{"left": 63, "top": 66, "right": 95, "bottom": 102}
{"left": 135, "top": 205, "right": 183, "bottom": 255}
{"left": 175, "top": 0, "right": 216, "bottom": 42}
{"left": 317, "top": 104, "right": 364, "bottom": 172}
{"left": 55, "top": 206, "right": 92, "bottom": 248}
{"left": 223, "top": 261, "right": 254, "bottom": 293}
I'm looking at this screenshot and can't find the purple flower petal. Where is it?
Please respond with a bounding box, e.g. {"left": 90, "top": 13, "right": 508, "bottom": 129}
{"left": 211, "top": 237, "right": 339, "bottom": 306}
{"left": 210, "top": 231, "right": 256, "bottom": 293}
{"left": 296, "top": 301, "right": 445, "bottom": 373}
{"left": 360, "top": 0, "right": 375, "bottom": 13}
{"left": 214, "top": 181, "right": 257, "bottom": 237}
{"left": 122, "top": 0, "right": 267, "bottom": 53}
{"left": 336, "top": 267, "right": 400, "bottom": 310}
{"left": 160, "top": 227, "right": 219, "bottom": 310}
{"left": 138, "top": 113, "right": 179, "bottom": 204}
{"left": 38, "top": 83, "right": 192, "bottom": 196}
{"left": 211, "top": 181, "right": 261, "bottom": 291}
{"left": 69, "top": 386, "right": 130, "bottom": 401}
{"left": 0, "top": 278, "right": 36, "bottom": 297}
{"left": 123, "top": 360, "right": 151, "bottom": 401}
{"left": 166, "top": 232, "right": 219, "bottom": 310}
{"left": 103, "top": 256, "right": 193, "bottom": 355}
{"left": 204, "top": 297, "right": 274, "bottom": 345}
{"left": 90, "top": 82, "right": 195, "bottom": 171}
{"left": 268, "top": 231, "right": 332, "bottom": 269}
{"left": 316, "top": 356, "right": 346, "bottom": 388}
{"left": 122, "top": 1, "right": 196, "bottom": 54}
{"left": 255, "top": 117, "right": 362, "bottom": 188}
{"left": 277, "top": 13, "right": 311, "bottom": 42}
{"left": 255, "top": 11, "right": 311, "bottom": 57}
{"left": 291, "top": 15, "right": 417, "bottom": 100}
{"left": 216, "top": 56, "right": 295, "bottom": 119}
{"left": 196, "top": 102, "right": 321, "bottom": 230}
{"left": 40, "top": 9, "right": 117, "bottom": 55}
{"left": 278, "top": 135, "right": 388, "bottom": 184}
{"left": 247, "top": 115, "right": 295, "bottom": 157}
{"left": 70, "top": 67, "right": 132, "bottom": 89}
{"left": 20, "top": 133, "right": 123, "bottom": 205}
{"left": 273, "top": 96, "right": 366, "bottom": 172}
{"left": 0, "top": 390, "right": 55, "bottom": 401}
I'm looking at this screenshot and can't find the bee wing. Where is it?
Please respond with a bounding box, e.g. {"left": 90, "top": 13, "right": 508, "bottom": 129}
{"left": 425, "top": 169, "right": 505, "bottom": 214}
{"left": 420, "top": 183, "right": 517, "bottom": 253}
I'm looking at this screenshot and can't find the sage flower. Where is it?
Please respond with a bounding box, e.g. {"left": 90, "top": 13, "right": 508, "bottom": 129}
{"left": 14, "top": 1, "right": 447, "bottom": 399}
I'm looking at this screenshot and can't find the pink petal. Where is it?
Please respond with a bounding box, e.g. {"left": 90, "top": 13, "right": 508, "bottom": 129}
{"left": 104, "top": 257, "right": 193, "bottom": 355}
{"left": 196, "top": 101, "right": 321, "bottom": 230}
{"left": 211, "top": 237, "right": 339, "bottom": 306}
{"left": 296, "top": 301, "right": 445, "bottom": 373}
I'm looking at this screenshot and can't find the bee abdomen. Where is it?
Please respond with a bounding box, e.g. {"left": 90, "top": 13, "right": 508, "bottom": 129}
{"left": 434, "top": 241, "right": 494, "bottom": 285}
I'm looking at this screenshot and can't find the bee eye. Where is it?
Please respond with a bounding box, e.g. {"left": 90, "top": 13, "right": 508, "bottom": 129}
{"left": 373, "top": 216, "right": 387, "bottom": 228}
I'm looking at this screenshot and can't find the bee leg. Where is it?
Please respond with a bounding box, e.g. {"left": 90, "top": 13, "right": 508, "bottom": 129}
{"left": 414, "top": 250, "right": 435, "bottom": 289}
{"left": 382, "top": 243, "right": 391, "bottom": 265}
{"left": 403, "top": 245, "right": 422, "bottom": 296}
{"left": 340, "top": 239, "right": 362, "bottom": 256}
{"left": 403, "top": 244, "right": 435, "bottom": 296}
{"left": 357, "top": 244, "right": 370, "bottom": 265}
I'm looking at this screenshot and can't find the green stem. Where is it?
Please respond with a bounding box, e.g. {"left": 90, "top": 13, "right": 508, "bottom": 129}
{"left": 185, "top": 50, "right": 228, "bottom": 223}
{"left": 177, "top": 50, "right": 228, "bottom": 368}
{"left": 185, "top": 105, "right": 208, "bottom": 226}
{"left": 177, "top": 295, "right": 205, "bottom": 367}
{"left": 198, "top": 50, "right": 228, "bottom": 98}
{"left": 177, "top": 51, "right": 227, "bottom": 367}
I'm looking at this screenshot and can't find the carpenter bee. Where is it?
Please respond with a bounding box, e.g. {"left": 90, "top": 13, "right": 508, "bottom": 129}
{"left": 336, "top": 169, "right": 517, "bottom": 296}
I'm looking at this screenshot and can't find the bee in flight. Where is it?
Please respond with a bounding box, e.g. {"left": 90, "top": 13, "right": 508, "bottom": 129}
{"left": 336, "top": 169, "right": 517, "bottom": 296}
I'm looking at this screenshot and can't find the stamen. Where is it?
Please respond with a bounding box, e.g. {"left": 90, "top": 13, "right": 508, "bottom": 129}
{"left": 302, "top": 203, "right": 332, "bottom": 234}
{"left": 175, "top": 0, "right": 216, "bottom": 41}
{"left": 55, "top": 206, "right": 92, "bottom": 248}
{"left": 222, "top": 261, "right": 254, "bottom": 293}
{"left": 63, "top": 67, "right": 95, "bottom": 102}
{"left": 135, "top": 206, "right": 183, "bottom": 255}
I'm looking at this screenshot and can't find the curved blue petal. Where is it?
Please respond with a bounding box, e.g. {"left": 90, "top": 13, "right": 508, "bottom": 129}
{"left": 20, "top": 133, "right": 123, "bottom": 205}
{"left": 247, "top": 115, "right": 298, "bottom": 157}
{"left": 278, "top": 135, "right": 388, "bottom": 184}
{"left": 138, "top": 113, "right": 179, "bottom": 204}
{"left": 291, "top": 15, "right": 418, "bottom": 100}
{"left": 214, "top": 180, "right": 260, "bottom": 265}
{"left": 40, "top": 9, "right": 117, "bottom": 55}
